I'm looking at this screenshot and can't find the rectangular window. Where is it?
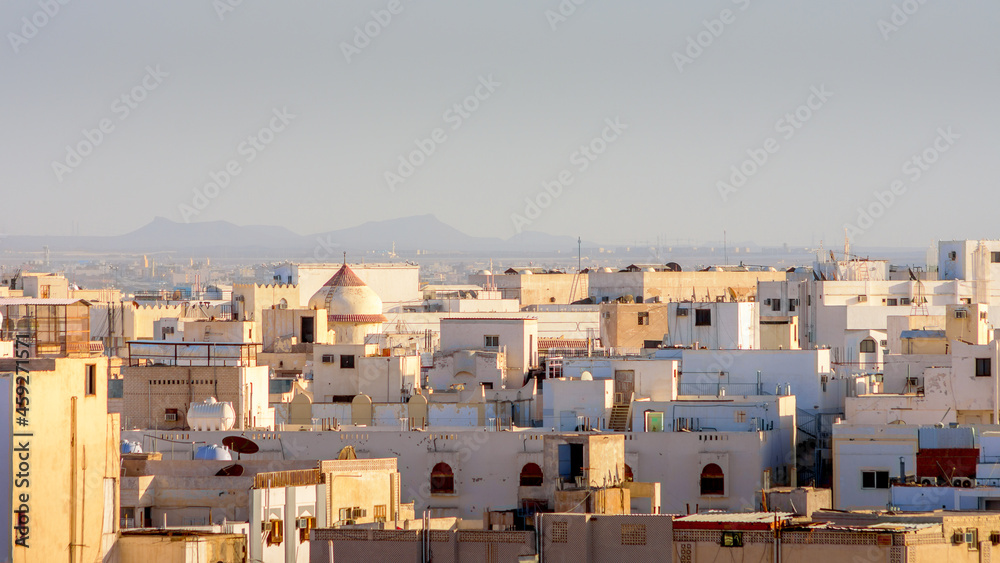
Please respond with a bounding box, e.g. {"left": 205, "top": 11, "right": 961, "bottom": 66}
{"left": 340, "top": 354, "right": 355, "bottom": 369}
{"left": 992, "top": 252, "right": 1000, "bottom": 264}
{"left": 770, "top": 299, "right": 781, "bottom": 312}
{"left": 900, "top": 297, "right": 911, "bottom": 305}
{"left": 637, "top": 312, "right": 649, "bottom": 326}
{"left": 788, "top": 299, "right": 796, "bottom": 312}
{"left": 695, "top": 309, "right": 711, "bottom": 326}
{"left": 85, "top": 364, "right": 97, "bottom": 396}
{"left": 886, "top": 298, "right": 898, "bottom": 306}
{"left": 484, "top": 335, "right": 499, "bottom": 348}
{"left": 976, "top": 358, "right": 991, "bottom": 377}
{"left": 966, "top": 529, "right": 979, "bottom": 549}
{"left": 861, "top": 470, "right": 889, "bottom": 489}
{"left": 859, "top": 339, "right": 876, "bottom": 353}
{"left": 374, "top": 505, "right": 387, "bottom": 522}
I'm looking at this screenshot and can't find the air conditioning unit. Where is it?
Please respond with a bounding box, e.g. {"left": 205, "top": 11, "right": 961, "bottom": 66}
{"left": 919, "top": 476, "right": 936, "bottom": 486}
{"left": 164, "top": 409, "right": 178, "bottom": 422}
{"left": 764, "top": 299, "right": 772, "bottom": 306}
{"left": 296, "top": 517, "right": 311, "bottom": 529}
{"left": 321, "top": 354, "right": 335, "bottom": 363}
{"left": 956, "top": 309, "right": 968, "bottom": 319}
{"left": 352, "top": 507, "right": 367, "bottom": 518}
{"left": 857, "top": 295, "right": 868, "bottom": 302}
{"left": 954, "top": 530, "right": 965, "bottom": 544}
{"left": 990, "top": 531, "right": 1000, "bottom": 545}
{"left": 262, "top": 521, "right": 273, "bottom": 533}
{"left": 677, "top": 308, "right": 689, "bottom": 317}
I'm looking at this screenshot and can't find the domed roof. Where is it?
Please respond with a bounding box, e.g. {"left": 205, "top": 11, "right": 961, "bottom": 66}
{"left": 308, "top": 263, "right": 387, "bottom": 323}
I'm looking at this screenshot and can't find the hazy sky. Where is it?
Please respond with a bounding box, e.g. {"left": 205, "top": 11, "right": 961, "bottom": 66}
{"left": 3, "top": 0, "right": 999, "bottom": 247}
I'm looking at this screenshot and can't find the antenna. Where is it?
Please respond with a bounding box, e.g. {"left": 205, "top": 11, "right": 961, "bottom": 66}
{"left": 578, "top": 236, "right": 582, "bottom": 272}
{"left": 724, "top": 230, "right": 728, "bottom": 266}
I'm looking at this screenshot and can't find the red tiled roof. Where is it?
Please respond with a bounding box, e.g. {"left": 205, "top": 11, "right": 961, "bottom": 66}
{"left": 322, "top": 264, "right": 366, "bottom": 288}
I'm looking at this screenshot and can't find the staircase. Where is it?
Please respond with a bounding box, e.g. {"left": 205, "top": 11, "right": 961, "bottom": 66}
{"left": 608, "top": 402, "right": 632, "bottom": 432}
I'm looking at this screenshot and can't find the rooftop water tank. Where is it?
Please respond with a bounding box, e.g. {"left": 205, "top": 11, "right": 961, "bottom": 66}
{"left": 194, "top": 444, "right": 232, "bottom": 461}
{"left": 187, "top": 397, "right": 237, "bottom": 431}
{"left": 120, "top": 440, "right": 143, "bottom": 454}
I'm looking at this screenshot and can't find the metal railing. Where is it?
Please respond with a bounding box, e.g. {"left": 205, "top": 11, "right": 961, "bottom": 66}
{"left": 677, "top": 382, "right": 764, "bottom": 396}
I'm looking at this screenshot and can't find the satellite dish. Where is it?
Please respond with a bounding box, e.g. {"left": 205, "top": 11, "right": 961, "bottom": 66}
{"left": 215, "top": 464, "right": 244, "bottom": 477}
{"left": 222, "top": 436, "right": 259, "bottom": 460}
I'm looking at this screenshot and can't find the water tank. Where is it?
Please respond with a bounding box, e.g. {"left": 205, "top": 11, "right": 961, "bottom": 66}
{"left": 186, "top": 397, "right": 237, "bottom": 431}
{"left": 194, "top": 444, "right": 232, "bottom": 461}
{"left": 120, "top": 440, "right": 143, "bottom": 454}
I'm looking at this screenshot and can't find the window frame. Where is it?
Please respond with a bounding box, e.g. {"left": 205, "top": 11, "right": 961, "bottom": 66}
{"left": 694, "top": 309, "right": 712, "bottom": 327}
{"left": 976, "top": 358, "right": 991, "bottom": 377}
{"left": 861, "top": 469, "right": 890, "bottom": 490}
{"left": 85, "top": 364, "right": 97, "bottom": 396}
{"left": 340, "top": 354, "right": 355, "bottom": 369}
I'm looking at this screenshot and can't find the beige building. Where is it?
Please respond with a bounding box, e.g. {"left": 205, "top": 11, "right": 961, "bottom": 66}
{"left": 252, "top": 457, "right": 409, "bottom": 563}
{"left": 468, "top": 270, "right": 587, "bottom": 305}
{"left": 122, "top": 341, "right": 271, "bottom": 430}
{"left": 599, "top": 302, "right": 669, "bottom": 351}
{"left": 0, "top": 354, "right": 120, "bottom": 563}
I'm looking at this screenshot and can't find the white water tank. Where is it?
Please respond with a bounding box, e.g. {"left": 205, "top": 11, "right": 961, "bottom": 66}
{"left": 187, "top": 397, "right": 236, "bottom": 431}
{"left": 194, "top": 444, "right": 232, "bottom": 461}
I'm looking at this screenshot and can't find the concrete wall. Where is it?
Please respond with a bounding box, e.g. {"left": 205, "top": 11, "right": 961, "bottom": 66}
{"left": 440, "top": 318, "right": 538, "bottom": 375}
{"left": 831, "top": 424, "right": 918, "bottom": 509}
{"left": 600, "top": 303, "right": 669, "bottom": 351}
{"left": 122, "top": 364, "right": 271, "bottom": 430}
{"left": 666, "top": 302, "right": 759, "bottom": 349}
{"left": 124, "top": 428, "right": 782, "bottom": 517}
{"left": 469, "top": 272, "right": 586, "bottom": 306}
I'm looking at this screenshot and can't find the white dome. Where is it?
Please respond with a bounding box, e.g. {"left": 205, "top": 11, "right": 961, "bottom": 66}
{"left": 580, "top": 371, "right": 593, "bottom": 381}
{"left": 308, "top": 264, "right": 387, "bottom": 323}
{"left": 478, "top": 269, "right": 492, "bottom": 275}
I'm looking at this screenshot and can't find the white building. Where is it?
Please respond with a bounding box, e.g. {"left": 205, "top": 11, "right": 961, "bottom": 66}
{"left": 276, "top": 262, "right": 421, "bottom": 314}
{"left": 665, "top": 301, "right": 760, "bottom": 349}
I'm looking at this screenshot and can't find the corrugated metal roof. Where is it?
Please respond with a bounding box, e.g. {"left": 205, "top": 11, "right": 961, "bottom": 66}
{"left": 0, "top": 298, "right": 90, "bottom": 306}
{"left": 919, "top": 426, "right": 975, "bottom": 449}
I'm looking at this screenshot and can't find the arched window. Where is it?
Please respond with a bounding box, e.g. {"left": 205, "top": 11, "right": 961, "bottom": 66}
{"left": 700, "top": 464, "right": 725, "bottom": 496}
{"left": 520, "top": 463, "right": 543, "bottom": 487}
{"left": 431, "top": 462, "right": 454, "bottom": 494}
{"left": 624, "top": 463, "right": 634, "bottom": 482}
{"left": 276, "top": 298, "right": 288, "bottom": 310}
{"left": 859, "top": 338, "right": 877, "bottom": 354}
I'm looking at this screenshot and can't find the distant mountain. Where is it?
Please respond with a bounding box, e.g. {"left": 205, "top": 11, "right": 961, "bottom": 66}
{"left": 0, "top": 215, "right": 592, "bottom": 254}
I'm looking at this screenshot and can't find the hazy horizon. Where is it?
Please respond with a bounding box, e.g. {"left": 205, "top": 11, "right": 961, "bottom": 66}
{"left": 3, "top": 1, "right": 998, "bottom": 247}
